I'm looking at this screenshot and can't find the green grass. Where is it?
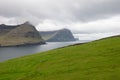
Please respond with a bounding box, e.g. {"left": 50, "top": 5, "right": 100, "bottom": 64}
{"left": 0, "top": 36, "right": 120, "bottom": 80}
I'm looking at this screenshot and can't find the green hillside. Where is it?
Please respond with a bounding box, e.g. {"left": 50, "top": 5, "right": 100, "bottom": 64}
{"left": 0, "top": 36, "right": 120, "bottom": 80}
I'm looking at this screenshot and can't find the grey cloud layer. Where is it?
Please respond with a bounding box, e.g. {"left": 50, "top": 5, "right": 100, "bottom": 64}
{"left": 0, "top": 0, "right": 120, "bottom": 23}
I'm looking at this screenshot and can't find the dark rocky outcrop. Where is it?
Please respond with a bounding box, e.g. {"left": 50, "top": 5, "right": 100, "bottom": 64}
{"left": 40, "top": 29, "right": 76, "bottom": 42}
{"left": 0, "top": 22, "right": 45, "bottom": 47}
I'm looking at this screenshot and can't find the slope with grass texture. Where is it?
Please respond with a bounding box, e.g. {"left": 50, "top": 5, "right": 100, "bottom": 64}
{"left": 0, "top": 36, "right": 120, "bottom": 80}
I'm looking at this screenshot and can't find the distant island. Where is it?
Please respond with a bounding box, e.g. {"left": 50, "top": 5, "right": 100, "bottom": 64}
{"left": 0, "top": 22, "right": 77, "bottom": 47}
{"left": 39, "top": 28, "right": 76, "bottom": 42}
{"left": 0, "top": 22, "right": 45, "bottom": 47}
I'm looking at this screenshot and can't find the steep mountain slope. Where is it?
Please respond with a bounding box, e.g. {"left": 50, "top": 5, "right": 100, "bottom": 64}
{"left": 0, "top": 24, "right": 18, "bottom": 36}
{"left": 0, "top": 35, "right": 120, "bottom": 80}
{"left": 40, "top": 29, "right": 76, "bottom": 42}
{"left": 0, "top": 22, "right": 45, "bottom": 46}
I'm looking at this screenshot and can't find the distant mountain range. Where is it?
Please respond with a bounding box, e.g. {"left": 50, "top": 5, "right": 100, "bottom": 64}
{"left": 0, "top": 22, "right": 76, "bottom": 47}
{"left": 0, "top": 22, "right": 45, "bottom": 47}
{"left": 39, "top": 29, "right": 76, "bottom": 42}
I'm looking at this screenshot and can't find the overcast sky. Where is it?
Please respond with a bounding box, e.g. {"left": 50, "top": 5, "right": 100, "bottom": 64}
{"left": 0, "top": 0, "right": 120, "bottom": 39}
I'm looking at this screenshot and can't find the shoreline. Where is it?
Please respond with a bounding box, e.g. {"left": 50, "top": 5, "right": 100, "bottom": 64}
{"left": 0, "top": 41, "right": 46, "bottom": 48}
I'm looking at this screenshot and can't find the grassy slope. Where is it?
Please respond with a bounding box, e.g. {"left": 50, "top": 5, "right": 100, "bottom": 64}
{"left": 0, "top": 36, "right": 120, "bottom": 80}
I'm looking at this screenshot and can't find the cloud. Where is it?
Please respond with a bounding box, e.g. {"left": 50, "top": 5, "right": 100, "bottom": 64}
{"left": 73, "top": 33, "right": 120, "bottom": 40}
{"left": 70, "top": 15, "right": 120, "bottom": 33}
{"left": 37, "top": 15, "right": 120, "bottom": 33}
{"left": 0, "top": 0, "right": 120, "bottom": 38}
{"left": 0, "top": 0, "right": 120, "bottom": 23}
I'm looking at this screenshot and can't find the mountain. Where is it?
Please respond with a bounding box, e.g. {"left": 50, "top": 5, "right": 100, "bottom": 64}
{"left": 0, "top": 35, "right": 120, "bottom": 80}
{"left": 0, "top": 22, "right": 45, "bottom": 47}
{"left": 39, "top": 28, "right": 76, "bottom": 42}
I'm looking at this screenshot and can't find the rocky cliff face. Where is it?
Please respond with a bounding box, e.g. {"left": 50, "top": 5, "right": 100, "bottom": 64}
{"left": 40, "top": 29, "right": 76, "bottom": 42}
{"left": 0, "top": 22, "right": 45, "bottom": 47}
{"left": 0, "top": 24, "right": 18, "bottom": 36}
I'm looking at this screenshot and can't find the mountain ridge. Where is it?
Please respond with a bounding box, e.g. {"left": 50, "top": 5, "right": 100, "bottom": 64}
{"left": 0, "top": 22, "right": 45, "bottom": 47}
{"left": 39, "top": 28, "right": 76, "bottom": 42}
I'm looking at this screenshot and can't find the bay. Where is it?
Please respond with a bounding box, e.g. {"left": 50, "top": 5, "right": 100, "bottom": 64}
{"left": 0, "top": 40, "right": 90, "bottom": 62}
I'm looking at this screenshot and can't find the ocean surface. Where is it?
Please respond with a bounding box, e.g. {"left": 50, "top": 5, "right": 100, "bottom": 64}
{"left": 0, "top": 40, "right": 91, "bottom": 62}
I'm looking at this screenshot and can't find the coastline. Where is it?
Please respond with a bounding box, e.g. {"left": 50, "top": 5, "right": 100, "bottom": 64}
{"left": 0, "top": 41, "right": 46, "bottom": 47}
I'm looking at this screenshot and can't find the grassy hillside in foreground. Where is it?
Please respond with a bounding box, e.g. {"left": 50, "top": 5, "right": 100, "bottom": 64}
{"left": 0, "top": 36, "right": 120, "bottom": 80}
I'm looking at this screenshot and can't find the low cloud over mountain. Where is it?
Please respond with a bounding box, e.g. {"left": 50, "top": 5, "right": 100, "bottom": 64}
{"left": 0, "top": 0, "right": 120, "bottom": 37}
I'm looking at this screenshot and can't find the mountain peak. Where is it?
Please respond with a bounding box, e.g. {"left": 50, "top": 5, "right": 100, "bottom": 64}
{"left": 22, "top": 21, "right": 33, "bottom": 26}
{"left": 40, "top": 28, "right": 76, "bottom": 42}
{"left": 0, "top": 22, "right": 45, "bottom": 46}
{"left": 61, "top": 28, "right": 69, "bottom": 30}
